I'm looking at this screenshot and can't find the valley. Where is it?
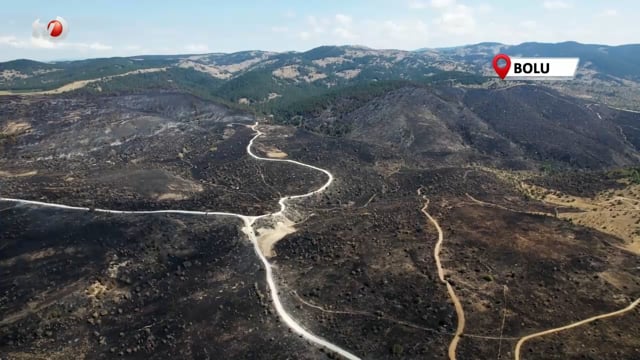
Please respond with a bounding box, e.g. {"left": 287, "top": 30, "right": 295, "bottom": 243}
{"left": 1, "top": 42, "right": 640, "bottom": 359}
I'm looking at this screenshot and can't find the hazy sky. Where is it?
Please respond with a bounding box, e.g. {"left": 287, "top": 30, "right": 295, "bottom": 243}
{"left": 0, "top": 0, "right": 636, "bottom": 61}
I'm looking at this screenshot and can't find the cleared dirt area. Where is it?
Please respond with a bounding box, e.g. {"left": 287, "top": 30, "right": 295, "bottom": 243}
{"left": 272, "top": 65, "right": 300, "bottom": 80}
{"left": 523, "top": 182, "right": 640, "bottom": 254}
{"left": 255, "top": 217, "right": 296, "bottom": 257}
{"left": 2, "top": 121, "right": 31, "bottom": 135}
{"left": 177, "top": 60, "right": 231, "bottom": 79}
{"left": 266, "top": 148, "right": 288, "bottom": 159}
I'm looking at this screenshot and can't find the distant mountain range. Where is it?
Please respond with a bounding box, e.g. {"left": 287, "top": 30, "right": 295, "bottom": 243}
{"left": 429, "top": 41, "right": 640, "bottom": 79}
{"left": 1, "top": 41, "right": 640, "bottom": 111}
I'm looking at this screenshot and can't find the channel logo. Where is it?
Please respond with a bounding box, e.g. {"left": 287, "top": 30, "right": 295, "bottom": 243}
{"left": 32, "top": 16, "right": 69, "bottom": 41}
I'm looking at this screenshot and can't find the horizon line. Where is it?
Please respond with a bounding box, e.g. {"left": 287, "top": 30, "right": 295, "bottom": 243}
{"left": 2, "top": 40, "right": 640, "bottom": 64}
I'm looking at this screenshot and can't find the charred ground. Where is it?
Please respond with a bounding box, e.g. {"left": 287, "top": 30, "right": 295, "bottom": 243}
{"left": 2, "top": 84, "right": 640, "bottom": 360}
{"left": 0, "top": 92, "right": 325, "bottom": 215}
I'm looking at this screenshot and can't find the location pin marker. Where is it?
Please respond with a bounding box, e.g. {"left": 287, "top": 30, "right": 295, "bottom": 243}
{"left": 492, "top": 54, "right": 511, "bottom": 80}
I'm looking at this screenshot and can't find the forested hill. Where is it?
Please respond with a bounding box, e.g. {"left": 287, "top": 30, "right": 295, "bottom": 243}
{"left": 2, "top": 42, "right": 640, "bottom": 115}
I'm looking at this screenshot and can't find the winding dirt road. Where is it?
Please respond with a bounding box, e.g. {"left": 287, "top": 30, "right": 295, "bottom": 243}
{"left": 514, "top": 297, "right": 640, "bottom": 360}
{"left": 0, "top": 122, "right": 361, "bottom": 360}
{"left": 419, "top": 193, "right": 466, "bottom": 360}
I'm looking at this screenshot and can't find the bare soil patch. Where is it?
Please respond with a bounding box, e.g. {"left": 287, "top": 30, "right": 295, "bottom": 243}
{"left": 2, "top": 121, "right": 31, "bottom": 136}
{"left": 523, "top": 182, "right": 640, "bottom": 254}
{"left": 256, "top": 217, "right": 296, "bottom": 257}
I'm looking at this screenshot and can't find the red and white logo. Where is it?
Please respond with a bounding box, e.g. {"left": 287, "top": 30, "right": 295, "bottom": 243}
{"left": 47, "top": 19, "right": 64, "bottom": 37}
{"left": 33, "top": 17, "right": 69, "bottom": 41}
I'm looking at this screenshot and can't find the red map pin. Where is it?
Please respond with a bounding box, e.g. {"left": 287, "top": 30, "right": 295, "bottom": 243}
{"left": 492, "top": 54, "right": 511, "bottom": 80}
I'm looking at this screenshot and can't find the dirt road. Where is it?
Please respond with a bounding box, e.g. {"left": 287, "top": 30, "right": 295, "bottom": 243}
{"left": 0, "top": 122, "right": 360, "bottom": 360}
{"left": 514, "top": 297, "right": 640, "bottom": 360}
{"left": 420, "top": 194, "right": 466, "bottom": 360}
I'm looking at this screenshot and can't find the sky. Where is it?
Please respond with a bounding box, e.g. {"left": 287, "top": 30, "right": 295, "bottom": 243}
{"left": 0, "top": 0, "right": 637, "bottom": 61}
